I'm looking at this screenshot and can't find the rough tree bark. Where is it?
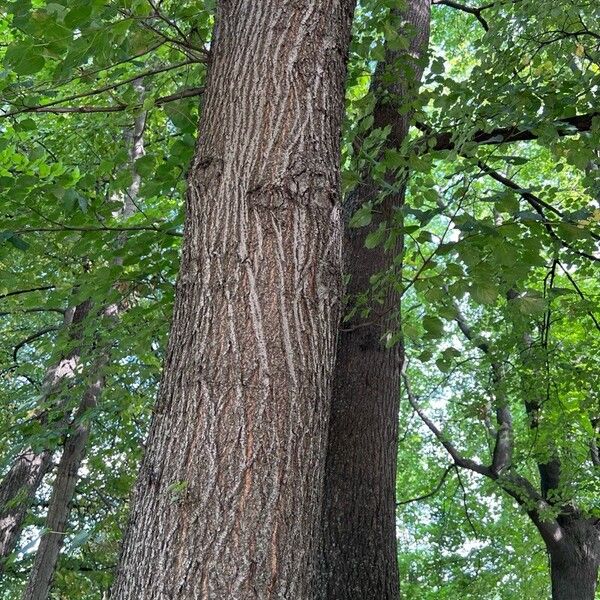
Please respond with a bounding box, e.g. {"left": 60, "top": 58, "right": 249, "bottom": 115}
{"left": 21, "top": 94, "right": 147, "bottom": 600}
{"left": 321, "top": 2, "right": 431, "bottom": 599}
{"left": 0, "top": 300, "right": 91, "bottom": 572}
{"left": 111, "top": 2, "right": 355, "bottom": 599}
{"left": 548, "top": 516, "right": 600, "bottom": 600}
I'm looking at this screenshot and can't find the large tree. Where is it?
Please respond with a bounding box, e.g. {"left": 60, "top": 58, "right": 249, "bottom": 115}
{"left": 1, "top": 1, "right": 599, "bottom": 598}
{"left": 321, "top": 1, "right": 431, "bottom": 598}
{"left": 110, "top": 2, "right": 355, "bottom": 598}
{"left": 396, "top": 1, "right": 600, "bottom": 597}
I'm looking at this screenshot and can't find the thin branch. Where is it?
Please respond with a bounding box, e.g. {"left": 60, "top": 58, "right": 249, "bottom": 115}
{"left": 451, "top": 301, "right": 513, "bottom": 475}
{"left": 417, "top": 112, "right": 599, "bottom": 153}
{"left": 454, "top": 466, "right": 479, "bottom": 535}
{"left": 0, "top": 286, "right": 55, "bottom": 300}
{"left": 403, "top": 365, "right": 564, "bottom": 548}
{"left": 0, "top": 308, "right": 65, "bottom": 317}
{"left": 477, "top": 161, "right": 565, "bottom": 219}
{"left": 478, "top": 161, "right": 600, "bottom": 262}
{"left": 17, "top": 87, "right": 204, "bottom": 115}
{"left": 432, "top": 0, "right": 490, "bottom": 31}
{"left": 556, "top": 261, "right": 600, "bottom": 334}
{"left": 1, "top": 61, "right": 198, "bottom": 118}
{"left": 13, "top": 327, "right": 59, "bottom": 362}
{"left": 591, "top": 418, "right": 600, "bottom": 468}
{"left": 397, "top": 464, "right": 453, "bottom": 506}
{"left": 402, "top": 372, "right": 490, "bottom": 476}
{"left": 14, "top": 225, "right": 183, "bottom": 237}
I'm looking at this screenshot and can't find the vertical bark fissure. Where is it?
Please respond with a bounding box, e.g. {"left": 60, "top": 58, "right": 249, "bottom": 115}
{"left": 321, "top": 3, "right": 431, "bottom": 599}
{"left": 111, "top": 3, "right": 354, "bottom": 598}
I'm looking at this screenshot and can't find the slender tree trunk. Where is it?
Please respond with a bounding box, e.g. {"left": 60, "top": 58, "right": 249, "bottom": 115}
{"left": 22, "top": 98, "right": 147, "bottom": 600}
{"left": 21, "top": 379, "right": 101, "bottom": 600}
{"left": 0, "top": 301, "right": 91, "bottom": 572}
{"left": 321, "top": 2, "right": 430, "bottom": 598}
{"left": 548, "top": 519, "right": 600, "bottom": 600}
{"left": 111, "top": 3, "right": 354, "bottom": 599}
{"left": 0, "top": 452, "right": 52, "bottom": 570}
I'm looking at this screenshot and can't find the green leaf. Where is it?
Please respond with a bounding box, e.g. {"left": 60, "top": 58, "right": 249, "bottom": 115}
{"left": 513, "top": 293, "right": 546, "bottom": 315}
{"left": 4, "top": 44, "right": 46, "bottom": 75}
{"left": 135, "top": 155, "right": 156, "bottom": 177}
{"left": 422, "top": 315, "right": 444, "bottom": 337}
{"left": 0, "top": 232, "right": 29, "bottom": 251}
{"left": 364, "top": 224, "right": 386, "bottom": 249}
{"left": 349, "top": 204, "right": 372, "bottom": 228}
{"left": 470, "top": 282, "right": 499, "bottom": 305}
{"left": 64, "top": 4, "right": 93, "bottom": 28}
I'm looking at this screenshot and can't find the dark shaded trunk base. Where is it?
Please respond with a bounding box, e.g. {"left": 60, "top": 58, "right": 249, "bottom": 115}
{"left": 551, "top": 555, "right": 599, "bottom": 600}
{"left": 549, "top": 519, "right": 600, "bottom": 600}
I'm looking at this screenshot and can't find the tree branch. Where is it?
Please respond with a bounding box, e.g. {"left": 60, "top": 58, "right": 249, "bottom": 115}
{"left": 432, "top": 0, "right": 491, "bottom": 31}
{"left": 1, "top": 61, "right": 199, "bottom": 119}
{"left": 396, "top": 464, "right": 453, "bottom": 506}
{"left": 417, "top": 112, "right": 599, "bottom": 152}
{"left": 478, "top": 161, "right": 600, "bottom": 262}
{"left": 13, "top": 327, "right": 59, "bottom": 362}
{"left": 14, "top": 225, "right": 183, "bottom": 237}
{"left": 0, "top": 308, "right": 65, "bottom": 317}
{"left": 14, "top": 87, "right": 204, "bottom": 115}
{"left": 0, "top": 286, "right": 55, "bottom": 300}
{"left": 403, "top": 366, "right": 564, "bottom": 548}
{"left": 402, "top": 372, "right": 491, "bottom": 476}
{"left": 452, "top": 302, "right": 513, "bottom": 475}
{"left": 556, "top": 260, "right": 600, "bottom": 334}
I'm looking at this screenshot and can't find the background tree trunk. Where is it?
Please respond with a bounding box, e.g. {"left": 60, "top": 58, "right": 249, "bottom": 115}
{"left": 0, "top": 300, "right": 91, "bottom": 572}
{"left": 548, "top": 519, "right": 600, "bottom": 600}
{"left": 111, "top": 2, "right": 355, "bottom": 598}
{"left": 21, "top": 379, "right": 101, "bottom": 600}
{"left": 321, "top": 2, "right": 431, "bottom": 598}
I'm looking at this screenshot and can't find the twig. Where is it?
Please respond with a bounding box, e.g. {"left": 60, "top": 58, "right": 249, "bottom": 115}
{"left": 13, "top": 326, "right": 59, "bottom": 362}
{"left": 396, "top": 464, "right": 453, "bottom": 505}
{"left": 1, "top": 61, "right": 198, "bottom": 118}
{"left": 16, "top": 87, "right": 204, "bottom": 115}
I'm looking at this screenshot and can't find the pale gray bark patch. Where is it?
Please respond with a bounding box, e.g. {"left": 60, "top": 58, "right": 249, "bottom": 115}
{"left": 111, "top": 2, "right": 355, "bottom": 598}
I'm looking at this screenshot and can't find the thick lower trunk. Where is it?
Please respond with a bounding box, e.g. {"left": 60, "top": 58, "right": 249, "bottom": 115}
{"left": 111, "top": 3, "right": 354, "bottom": 599}
{"left": 549, "top": 520, "right": 600, "bottom": 600}
{"left": 551, "top": 559, "right": 599, "bottom": 600}
{"left": 321, "top": 3, "right": 431, "bottom": 598}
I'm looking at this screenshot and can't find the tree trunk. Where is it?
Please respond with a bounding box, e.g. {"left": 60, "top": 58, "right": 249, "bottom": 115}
{"left": 549, "top": 519, "right": 600, "bottom": 600}
{"left": 21, "top": 379, "right": 101, "bottom": 600}
{"left": 321, "top": 2, "right": 431, "bottom": 599}
{"left": 111, "top": 3, "right": 355, "bottom": 599}
{"left": 0, "top": 451, "right": 52, "bottom": 570}
{"left": 0, "top": 300, "right": 91, "bottom": 572}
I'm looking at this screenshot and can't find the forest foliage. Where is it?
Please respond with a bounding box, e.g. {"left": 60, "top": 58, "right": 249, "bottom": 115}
{"left": 0, "top": 0, "right": 599, "bottom": 597}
